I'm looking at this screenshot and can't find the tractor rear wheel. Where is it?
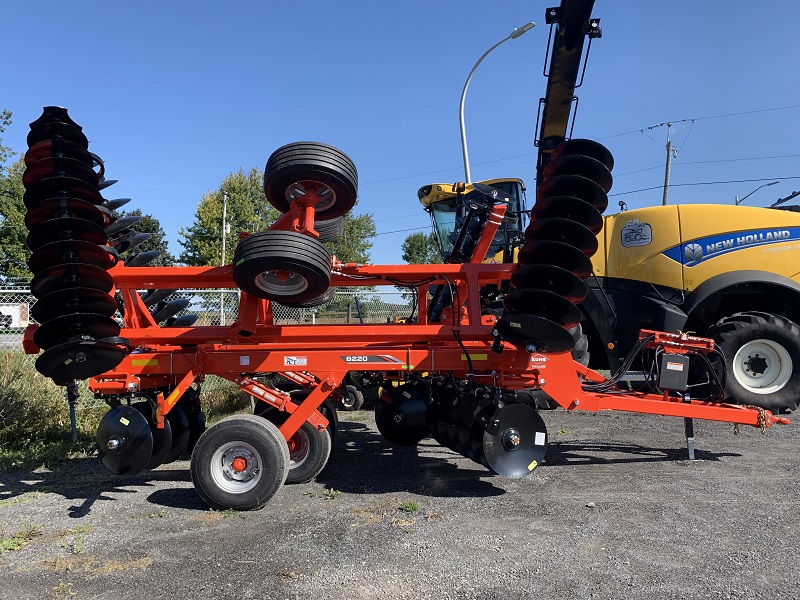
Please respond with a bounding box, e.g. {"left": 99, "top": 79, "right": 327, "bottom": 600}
{"left": 233, "top": 230, "right": 331, "bottom": 303}
{"left": 190, "top": 414, "right": 289, "bottom": 510}
{"left": 707, "top": 311, "right": 800, "bottom": 413}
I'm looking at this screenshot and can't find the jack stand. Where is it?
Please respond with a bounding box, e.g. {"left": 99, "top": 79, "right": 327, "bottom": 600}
{"left": 66, "top": 381, "right": 80, "bottom": 444}
{"left": 683, "top": 393, "right": 695, "bottom": 460}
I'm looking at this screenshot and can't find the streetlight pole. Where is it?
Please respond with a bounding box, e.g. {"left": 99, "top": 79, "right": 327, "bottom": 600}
{"left": 459, "top": 21, "right": 536, "bottom": 184}
{"left": 735, "top": 181, "right": 779, "bottom": 205}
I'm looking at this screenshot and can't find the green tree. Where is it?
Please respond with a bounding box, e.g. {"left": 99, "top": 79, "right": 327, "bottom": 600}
{"left": 0, "top": 109, "right": 14, "bottom": 177}
{"left": 115, "top": 208, "right": 176, "bottom": 266}
{"left": 401, "top": 231, "right": 441, "bottom": 264}
{"left": 0, "top": 157, "right": 29, "bottom": 282}
{"left": 178, "top": 168, "right": 281, "bottom": 266}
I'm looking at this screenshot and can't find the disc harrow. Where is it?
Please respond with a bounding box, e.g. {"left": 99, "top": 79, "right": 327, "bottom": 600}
{"left": 21, "top": 109, "right": 790, "bottom": 511}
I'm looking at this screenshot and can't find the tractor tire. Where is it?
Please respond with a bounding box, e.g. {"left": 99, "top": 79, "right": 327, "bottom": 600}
{"left": 315, "top": 216, "right": 345, "bottom": 242}
{"left": 190, "top": 414, "right": 289, "bottom": 511}
{"left": 263, "top": 142, "right": 358, "bottom": 221}
{"left": 706, "top": 311, "right": 800, "bottom": 413}
{"left": 233, "top": 230, "right": 331, "bottom": 302}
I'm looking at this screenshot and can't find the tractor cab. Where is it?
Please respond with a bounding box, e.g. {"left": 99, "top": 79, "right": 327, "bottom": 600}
{"left": 418, "top": 178, "right": 528, "bottom": 264}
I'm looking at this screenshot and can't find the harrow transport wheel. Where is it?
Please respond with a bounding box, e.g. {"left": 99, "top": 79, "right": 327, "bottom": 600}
{"left": 233, "top": 230, "right": 331, "bottom": 302}
{"left": 314, "top": 216, "right": 345, "bottom": 242}
{"left": 707, "top": 312, "right": 800, "bottom": 413}
{"left": 340, "top": 384, "right": 364, "bottom": 411}
{"left": 191, "top": 415, "right": 289, "bottom": 511}
{"left": 263, "top": 141, "right": 358, "bottom": 220}
{"left": 284, "top": 422, "right": 332, "bottom": 484}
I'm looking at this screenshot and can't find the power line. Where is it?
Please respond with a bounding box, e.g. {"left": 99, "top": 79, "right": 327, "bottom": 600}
{"left": 611, "top": 176, "right": 800, "bottom": 198}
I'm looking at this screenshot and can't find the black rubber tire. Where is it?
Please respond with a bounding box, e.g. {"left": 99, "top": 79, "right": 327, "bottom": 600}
{"left": 255, "top": 389, "right": 338, "bottom": 439}
{"left": 706, "top": 311, "right": 800, "bottom": 413}
{"left": 263, "top": 142, "right": 358, "bottom": 221}
{"left": 233, "top": 230, "right": 331, "bottom": 302}
{"left": 279, "top": 287, "right": 336, "bottom": 309}
{"left": 314, "top": 216, "right": 345, "bottom": 242}
{"left": 190, "top": 414, "right": 289, "bottom": 510}
{"left": 340, "top": 384, "right": 364, "bottom": 411}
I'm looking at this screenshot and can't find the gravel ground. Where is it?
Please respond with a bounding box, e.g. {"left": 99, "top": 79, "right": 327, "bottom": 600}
{"left": 1, "top": 408, "right": 797, "bottom": 600}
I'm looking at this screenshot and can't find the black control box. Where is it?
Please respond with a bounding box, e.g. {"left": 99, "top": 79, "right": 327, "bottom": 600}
{"left": 657, "top": 353, "right": 690, "bottom": 392}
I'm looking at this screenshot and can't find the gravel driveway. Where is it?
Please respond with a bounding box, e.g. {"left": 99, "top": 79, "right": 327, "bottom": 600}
{"left": 1, "top": 409, "right": 797, "bottom": 599}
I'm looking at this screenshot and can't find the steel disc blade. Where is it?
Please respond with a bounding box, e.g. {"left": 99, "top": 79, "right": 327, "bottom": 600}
{"left": 167, "top": 313, "right": 198, "bottom": 327}
{"left": 25, "top": 197, "right": 107, "bottom": 229}
{"left": 550, "top": 138, "right": 614, "bottom": 171}
{"left": 524, "top": 218, "right": 598, "bottom": 256}
{"left": 494, "top": 314, "right": 576, "bottom": 353}
{"left": 531, "top": 195, "right": 603, "bottom": 234}
{"left": 96, "top": 405, "right": 153, "bottom": 476}
{"left": 25, "top": 138, "right": 94, "bottom": 167}
{"left": 33, "top": 313, "right": 121, "bottom": 349}
{"left": 503, "top": 289, "right": 583, "bottom": 329}
{"left": 151, "top": 298, "right": 190, "bottom": 324}
{"left": 483, "top": 403, "right": 548, "bottom": 478}
{"left": 125, "top": 250, "right": 162, "bottom": 267}
{"left": 142, "top": 288, "right": 176, "bottom": 308}
{"left": 132, "top": 401, "right": 173, "bottom": 470}
{"left": 24, "top": 176, "right": 102, "bottom": 208}
{"left": 162, "top": 405, "right": 191, "bottom": 464}
{"left": 105, "top": 215, "right": 141, "bottom": 237}
{"left": 30, "top": 263, "right": 113, "bottom": 298}
{"left": 110, "top": 231, "right": 150, "bottom": 253}
{"left": 28, "top": 240, "right": 117, "bottom": 273}
{"left": 536, "top": 174, "right": 608, "bottom": 213}
{"left": 375, "top": 383, "right": 429, "bottom": 446}
{"left": 517, "top": 241, "right": 593, "bottom": 278}
{"left": 31, "top": 287, "right": 117, "bottom": 323}
{"left": 27, "top": 217, "right": 107, "bottom": 252}
{"left": 27, "top": 123, "right": 88, "bottom": 149}
{"left": 177, "top": 388, "right": 206, "bottom": 459}
{"left": 23, "top": 156, "right": 100, "bottom": 188}
{"left": 102, "top": 198, "right": 132, "bottom": 211}
{"left": 98, "top": 178, "right": 118, "bottom": 190}
{"left": 510, "top": 264, "right": 588, "bottom": 303}
{"left": 542, "top": 155, "right": 613, "bottom": 192}
{"left": 470, "top": 407, "right": 492, "bottom": 468}
{"left": 36, "top": 339, "right": 127, "bottom": 385}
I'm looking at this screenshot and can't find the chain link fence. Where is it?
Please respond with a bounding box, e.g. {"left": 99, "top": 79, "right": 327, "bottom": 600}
{"left": 0, "top": 283, "right": 415, "bottom": 411}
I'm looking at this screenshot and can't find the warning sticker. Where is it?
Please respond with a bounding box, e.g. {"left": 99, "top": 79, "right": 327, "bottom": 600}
{"left": 666, "top": 361, "right": 685, "bottom": 371}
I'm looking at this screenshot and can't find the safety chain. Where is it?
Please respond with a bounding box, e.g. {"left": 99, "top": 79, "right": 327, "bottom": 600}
{"left": 733, "top": 406, "right": 768, "bottom": 436}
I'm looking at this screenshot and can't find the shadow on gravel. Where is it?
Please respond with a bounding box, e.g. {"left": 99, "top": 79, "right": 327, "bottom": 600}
{"left": 0, "top": 457, "right": 193, "bottom": 518}
{"left": 544, "top": 441, "right": 740, "bottom": 466}
{"left": 317, "top": 421, "right": 504, "bottom": 498}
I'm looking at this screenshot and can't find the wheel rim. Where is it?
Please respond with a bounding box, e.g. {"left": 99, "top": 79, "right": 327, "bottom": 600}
{"left": 732, "top": 339, "right": 793, "bottom": 394}
{"left": 210, "top": 441, "right": 263, "bottom": 494}
{"left": 287, "top": 428, "right": 310, "bottom": 468}
{"left": 341, "top": 392, "right": 356, "bottom": 409}
{"left": 284, "top": 181, "right": 336, "bottom": 212}
{"left": 255, "top": 270, "right": 309, "bottom": 296}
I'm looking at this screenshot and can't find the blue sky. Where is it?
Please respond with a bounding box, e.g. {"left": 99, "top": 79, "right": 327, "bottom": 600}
{"left": 4, "top": 1, "right": 799, "bottom": 265}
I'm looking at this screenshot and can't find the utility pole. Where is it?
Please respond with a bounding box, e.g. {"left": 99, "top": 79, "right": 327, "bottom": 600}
{"left": 662, "top": 122, "right": 674, "bottom": 205}
{"left": 220, "top": 192, "right": 228, "bottom": 325}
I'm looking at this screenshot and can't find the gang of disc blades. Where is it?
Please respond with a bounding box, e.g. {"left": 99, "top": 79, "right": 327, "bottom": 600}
{"left": 494, "top": 313, "right": 575, "bottom": 353}
{"left": 541, "top": 155, "right": 613, "bottom": 193}
{"left": 31, "top": 287, "right": 117, "bottom": 323}
{"left": 28, "top": 239, "right": 117, "bottom": 273}
{"left": 26, "top": 217, "right": 107, "bottom": 252}
{"left": 24, "top": 197, "right": 107, "bottom": 229}
{"left": 536, "top": 174, "right": 609, "bottom": 213}
{"left": 550, "top": 138, "right": 614, "bottom": 171}
{"left": 524, "top": 218, "right": 598, "bottom": 256}
{"left": 510, "top": 264, "right": 588, "bottom": 303}
{"left": 24, "top": 176, "right": 102, "bottom": 208}
{"left": 483, "top": 403, "right": 548, "bottom": 478}
{"left": 470, "top": 406, "right": 492, "bottom": 468}
{"left": 132, "top": 401, "right": 173, "bottom": 471}
{"left": 151, "top": 298, "right": 190, "bottom": 324}
{"left": 503, "top": 288, "right": 583, "bottom": 329}
{"left": 25, "top": 138, "right": 94, "bottom": 167}
{"left": 23, "top": 156, "right": 100, "bottom": 188}
{"left": 531, "top": 195, "right": 604, "bottom": 234}
{"left": 163, "top": 405, "right": 190, "bottom": 464}
{"left": 27, "top": 122, "right": 88, "bottom": 149}
{"left": 30, "top": 263, "right": 113, "bottom": 298}
{"left": 375, "top": 384, "right": 430, "bottom": 446}
{"left": 517, "top": 240, "right": 593, "bottom": 278}
{"left": 33, "top": 313, "right": 121, "bottom": 349}
{"left": 96, "top": 405, "right": 153, "bottom": 476}
{"left": 178, "top": 388, "right": 206, "bottom": 459}
{"left": 36, "top": 339, "right": 127, "bottom": 385}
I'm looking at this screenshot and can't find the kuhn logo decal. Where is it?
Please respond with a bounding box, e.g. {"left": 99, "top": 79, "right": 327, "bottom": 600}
{"left": 621, "top": 219, "right": 652, "bottom": 248}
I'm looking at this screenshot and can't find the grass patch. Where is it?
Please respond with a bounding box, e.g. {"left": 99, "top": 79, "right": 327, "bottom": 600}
{"left": 70, "top": 525, "right": 90, "bottom": 554}
{"left": 398, "top": 500, "right": 421, "bottom": 513}
{"left": 0, "top": 521, "right": 42, "bottom": 554}
{"left": 52, "top": 580, "right": 76, "bottom": 598}
{"left": 0, "top": 491, "right": 41, "bottom": 508}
